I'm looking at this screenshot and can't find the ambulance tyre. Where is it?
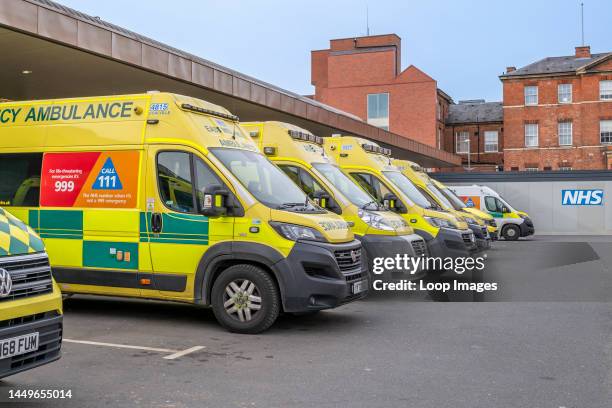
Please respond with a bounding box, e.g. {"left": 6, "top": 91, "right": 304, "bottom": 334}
{"left": 502, "top": 224, "right": 520, "bottom": 241}
{"left": 211, "top": 264, "right": 280, "bottom": 334}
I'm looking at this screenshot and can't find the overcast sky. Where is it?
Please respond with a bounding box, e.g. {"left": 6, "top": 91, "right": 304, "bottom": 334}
{"left": 58, "top": 0, "right": 611, "bottom": 102}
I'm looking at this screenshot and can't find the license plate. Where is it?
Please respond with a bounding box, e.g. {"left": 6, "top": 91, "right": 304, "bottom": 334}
{"left": 352, "top": 280, "right": 367, "bottom": 294}
{"left": 0, "top": 332, "right": 39, "bottom": 360}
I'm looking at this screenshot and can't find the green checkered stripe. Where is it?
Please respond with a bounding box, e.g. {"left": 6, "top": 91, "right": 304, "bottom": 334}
{"left": 0, "top": 207, "right": 45, "bottom": 256}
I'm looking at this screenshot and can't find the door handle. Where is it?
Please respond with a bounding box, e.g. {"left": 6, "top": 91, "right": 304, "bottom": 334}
{"left": 151, "top": 213, "right": 162, "bottom": 233}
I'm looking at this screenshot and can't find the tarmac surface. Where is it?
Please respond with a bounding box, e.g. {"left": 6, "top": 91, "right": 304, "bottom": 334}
{"left": 2, "top": 235, "right": 611, "bottom": 408}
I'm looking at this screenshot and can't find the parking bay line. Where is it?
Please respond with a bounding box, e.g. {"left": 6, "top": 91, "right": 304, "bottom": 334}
{"left": 64, "top": 339, "right": 205, "bottom": 359}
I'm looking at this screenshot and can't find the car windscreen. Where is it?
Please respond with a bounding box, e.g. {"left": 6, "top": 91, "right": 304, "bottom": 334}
{"left": 439, "top": 187, "right": 467, "bottom": 210}
{"left": 382, "top": 171, "right": 432, "bottom": 209}
{"left": 313, "top": 163, "right": 379, "bottom": 209}
{"left": 211, "top": 148, "right": 318, "bottom": 211}
{"left": 426, "top": 183, "right": 454, "bottom": 209}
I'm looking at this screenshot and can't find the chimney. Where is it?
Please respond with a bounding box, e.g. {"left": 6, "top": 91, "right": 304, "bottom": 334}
{"left": 575, "top": 45, "right": 591, "bottom": 58}
{"left": 506, "top": 66, "right": 516, "bottom": 73}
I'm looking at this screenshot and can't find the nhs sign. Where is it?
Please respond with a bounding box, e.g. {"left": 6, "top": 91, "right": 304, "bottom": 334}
{"left": 561, "top": 189, "right": 604, "bottom": 206}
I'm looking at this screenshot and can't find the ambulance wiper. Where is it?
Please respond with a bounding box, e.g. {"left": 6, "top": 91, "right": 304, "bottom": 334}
{"left": 361, "top": 200, "right": 380, "bottom": 210}
{"left": 277, "top": 202, "right": 307, "bottom": 210}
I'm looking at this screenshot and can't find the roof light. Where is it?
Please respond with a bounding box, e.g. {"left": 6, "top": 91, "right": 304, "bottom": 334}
{"left": 181, "top": 103, "right": 239, "bottom": 122}
{"left": 263, "top": 146, "right": 276, "bottom": 155}
{"left": 249, "top": 130, "right": 260, "bottom": 138}
{"left": 287, "top": 130, "right": 323, "bottom": 145}
{"left": 21, "top": 70, "right": 32, "bottom": 75}
{"left": 361, "top": 143, "right": 391, "bottom": 156}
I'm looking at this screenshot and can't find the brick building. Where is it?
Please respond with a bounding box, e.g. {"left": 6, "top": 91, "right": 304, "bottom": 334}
{"left": 311, "top": 34, "right": 451, "bottom": 149}
{"left": 444, "top": 100, "right": 504, "bottom": 171}
{"left": 500, "top": 46, "right": 612, "bottom": 171}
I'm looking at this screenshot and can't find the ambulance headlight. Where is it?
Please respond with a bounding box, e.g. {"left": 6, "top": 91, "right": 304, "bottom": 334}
{"left": 463, "top": 216, "right": 477, "bottom": 225}
{"left": 269, "top": 222, "right": 327, "bottom": 242}
{"left": 358, "top": 210, "right": 395, "bottom": 231}
{"left": 424, "top": 216, "right": 456, "bottom": 229}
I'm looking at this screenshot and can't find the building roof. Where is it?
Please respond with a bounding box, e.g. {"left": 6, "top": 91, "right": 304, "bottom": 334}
{"left": 501, "top": 52, "right": 612, "bottom": 78}
{"left": 446, "top": 102, "right": 503, "bottom": 124}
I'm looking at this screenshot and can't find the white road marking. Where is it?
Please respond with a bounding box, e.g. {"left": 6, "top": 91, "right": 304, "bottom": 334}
{"left": 63, "top": 338, "right": 206, "bottom": 360}
{"left": 163, "top": 346, "right": 206, "bottom": 360}
{"left": 64, "top": 338, "right": 177, "bottom": 353}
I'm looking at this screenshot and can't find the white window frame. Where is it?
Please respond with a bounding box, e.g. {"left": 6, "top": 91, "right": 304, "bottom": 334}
{"left": 600, "top": 80, "right": 612, "bottom": 100}
{"left": 524, "top": 167, "right": 539, "bottom": 172}
{"left": 524, "top": 86, "right": 538, "bottom": 105}
{"left": 558, "top": 166, "right": 572, "bottom": 171}
{"left": 558, "top": 121, "right": 573, "bottom": 146}
{"left": 558, "top": 83, "right": 572, "bottom": 104}
{"left": 367, "top": 93, "right": 390, "bottom": 130}
{"left": 483, "top": 131, "right": 499, "bottom": 152}
{"left": 525, "top": 123, "right": 539, "bottom": 147}
{"left": 601, "top": 120, "right": 612, "bottom": 144}
{"left": 455, "top": 131, "right": 470, "bottom": 154}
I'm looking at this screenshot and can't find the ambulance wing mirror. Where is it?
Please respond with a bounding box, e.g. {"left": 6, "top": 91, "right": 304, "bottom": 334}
{"left": 200, "top": 184, "right": 230, "bottom": 217}
{"left": 501, "top": 205, "right": 510, "bottom": 213}
{"left": 383, "top": 193, "right": 406, "bottom": 213}
{"left": 312, "top": 190, "right": 341, "bottom": 214}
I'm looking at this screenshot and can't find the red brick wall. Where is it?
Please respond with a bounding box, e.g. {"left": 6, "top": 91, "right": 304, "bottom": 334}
{"left": 443, "top": 122, "right": 504, "bottom": 168}
{"left": 311, "top": 35, "right": 439, "bottom": 148}
{"left": 501, "top": 69, "right": 612, "bottom": 170}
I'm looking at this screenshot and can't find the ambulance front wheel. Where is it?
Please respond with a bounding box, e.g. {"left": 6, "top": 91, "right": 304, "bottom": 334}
{"left": 502, "top": 224, "right": 520, "bottom": 241}
{"left": 211, "top": 264, "right": 281, "bottom": 334}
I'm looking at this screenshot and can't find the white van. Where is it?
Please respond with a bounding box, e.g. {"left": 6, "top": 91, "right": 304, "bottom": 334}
{"left": 448, "top": 185, "right": 534, "bottom": 241}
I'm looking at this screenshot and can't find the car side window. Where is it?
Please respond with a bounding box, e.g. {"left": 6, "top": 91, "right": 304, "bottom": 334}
{"left": 194, "top": 157, "right": 223, "bottom": 211}
{"left": 157, "top": 152, "right": 195, "bottom": 213}
{"left": 485, "top": 196, "right": 499, "bottom": 213}
{"left": 279, "top": 165, "right": 301, "bottom": 187}
{"left": 298, "top": 168, "right": 325, "bottom": 197}
{"left": 0, "top": 153, "right": 43, "bottom": 207}
{"left": 350, "top": 173, "right": 378, "bottom": 200}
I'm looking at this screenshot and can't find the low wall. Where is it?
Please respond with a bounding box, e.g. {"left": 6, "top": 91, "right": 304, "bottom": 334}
{"left": 432, "top": 171, "right": 612, "bottom": 235}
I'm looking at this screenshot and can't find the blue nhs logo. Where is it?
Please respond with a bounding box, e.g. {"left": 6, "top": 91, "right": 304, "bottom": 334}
{"left": 561, "top": 189, "right": 604, "bottom": 206}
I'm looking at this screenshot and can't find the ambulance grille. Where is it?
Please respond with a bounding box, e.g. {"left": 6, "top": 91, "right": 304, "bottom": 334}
{"left": 334, "top": 248, "right": 362, "bottom": 274}
{"left": 462, "top": 233, "right": 473, "bottom": 244}
{"left": 411, "top": 239, "right": 428, "bottom": 257}
{"left": 0, "top": 253, "right": 53, "bottom": 302}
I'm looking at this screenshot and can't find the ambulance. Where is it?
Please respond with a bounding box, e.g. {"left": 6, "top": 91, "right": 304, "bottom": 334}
{"left": 0, "top": 93, "right": 368, "bottom": 334}
{"left": 392, "top": 159, "right": 494, "bottom": 249}
{"left": 324, "top": 136, "right": 477, "bottom": 259}
{"left": 449, "top": 185, "right": 534, "bottom": 241}
{"left": 243, "top": 121, "right": 428, "bottom": 279}
{"left": 429, "top": 179, "right": 498, "bottom": 240}
{"left": 0, "top": 207, "right": 62, "bottom": 379}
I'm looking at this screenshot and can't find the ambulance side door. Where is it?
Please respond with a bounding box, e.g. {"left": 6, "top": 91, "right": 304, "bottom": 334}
{"left": 145, "top": 146, "right": 234, "bottom": 300}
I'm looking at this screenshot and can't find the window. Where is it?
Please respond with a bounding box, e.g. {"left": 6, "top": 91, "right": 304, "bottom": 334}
{"left": 524, "top": 167, "right": 539, "bottom": 172}
{"left": 157, "top": 152, "right": 195, "bottom": 213}
{"left": 212, "top": 148, "right": 312, "bottom": 210}
{"left": 485, "top": 196, "right": 505, "bottom": 213}
{"left": 558, "top": 84, "right": 572, "bottom": 103}
{"left": 194, "top": 158, "right": 224, "bottom": 210}
{"left": 350, "top": 173, "right": 393, "bottom": 204}
{"left": 367, "top": 93, "right": 389, "bottom": 130}
{"left": 559, "top": 166, "right": 572, "bottom": 171}
{"left": 558, "top": 121, "right": 573, "bottom": 146}
{"left": 601, "top": 120, "right": 612, "bottom": 144}
{"left": 0, "top": 153, "right": 42, "bottom": 207}
{"left": 313, "top": 163, "right": 376, "bottom": 208}
{"left": 524, "top": 86, "right": 538, "bottom": 105}
{"left": 484, "top": 131, "right": 499, "bottom": 152}
{"left": 525, "top": 123, "right": 539, "bottom": 147}
{"left": 455, "top": 131, "right": 470, "bottom": 153}
{"left": 278, "top": 165, "right": 325, "bottom": 198}
{"left": 600, "top": 80, "right": 612, "bottom": 100}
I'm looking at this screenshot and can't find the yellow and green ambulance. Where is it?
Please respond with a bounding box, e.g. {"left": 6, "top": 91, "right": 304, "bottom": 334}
{"left": 0, "top": 92, "right": 367, "bottom": 334}
{"left": 449, "top": 185, "right": 534, "bottom": 241}
{"left": 243, "top": 121, "right": 428, "bottom": 280}
{"left": 324, "top": 136, "right": 477, "bottom": 260}
{"left": 392, "top": 159, "right": 494, "bottom": 249}
{"left": 0, "top": 207, "right": 62, "bottom": 379}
